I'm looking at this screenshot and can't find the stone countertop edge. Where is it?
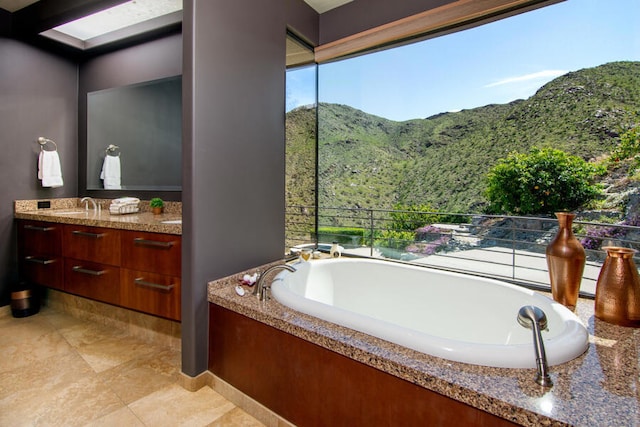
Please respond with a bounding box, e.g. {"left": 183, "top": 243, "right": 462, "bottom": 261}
{"left": 14, "top": 198, "right": 181, "bottom": 235}
{"left": 208, "top": 261, "right": 640, "bottom": 427}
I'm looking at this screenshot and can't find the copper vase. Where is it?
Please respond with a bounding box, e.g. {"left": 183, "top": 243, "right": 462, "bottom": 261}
{"left": 546, "top": 212, "right": 585, "bottom": 311}
{"left": 595, "top": 247, "right": 640, "bottom": 327}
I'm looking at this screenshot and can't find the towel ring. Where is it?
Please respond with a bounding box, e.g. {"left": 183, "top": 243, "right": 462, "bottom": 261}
{"left": 37, "top": 137, "right": 58, "bottom": 152}
{"left": 106, "top": 144, "right": 120, "bottom": 157}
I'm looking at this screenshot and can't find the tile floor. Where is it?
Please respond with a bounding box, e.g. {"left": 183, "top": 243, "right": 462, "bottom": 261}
{"left": 0, "top": 306, "right": 264, "bottom": 427}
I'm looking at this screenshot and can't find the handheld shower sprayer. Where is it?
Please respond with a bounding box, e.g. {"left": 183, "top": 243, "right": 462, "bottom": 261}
{"left": 517, "top": 305, "right": 553, "bottom": 387}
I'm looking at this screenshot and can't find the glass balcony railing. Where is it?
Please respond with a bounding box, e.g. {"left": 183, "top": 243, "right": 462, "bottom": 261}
{"left": 285, "top": 205, "right": 640, "bottom": 297}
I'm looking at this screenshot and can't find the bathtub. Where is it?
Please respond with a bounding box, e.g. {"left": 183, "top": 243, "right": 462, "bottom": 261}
{"left": 270, "top": 258, "right": 589, "bottom": 369}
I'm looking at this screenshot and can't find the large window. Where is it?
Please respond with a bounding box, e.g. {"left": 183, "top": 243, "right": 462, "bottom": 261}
{"left": 317, "top": 0, "right": 640, "bottom": 214}
{"left": 286, "top": 0, "right": 640, "bottom": 292}
{"left": 286, "top": 35, "right": 317, "bottom": 249}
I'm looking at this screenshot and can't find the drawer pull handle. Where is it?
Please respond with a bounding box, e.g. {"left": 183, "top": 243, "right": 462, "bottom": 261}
{"left": 133, "top": 238, "right": 175, "bottom": 248}
{"left": 72, "top": 265, "right": 106, "bottom": 276}
{"left": 25, "top": 256, "right": 55, "bottom": 265}
{"left": 24, "top": 225, "right": 55, "bottom": 232}
{"left": 72, "top": 230, "right": 105, "bottom": 238}
{"left": 134, "top": 277, "right": 175, "bottom": 291}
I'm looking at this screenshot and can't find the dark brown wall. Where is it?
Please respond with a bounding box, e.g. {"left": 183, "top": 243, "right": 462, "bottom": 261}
{"left": 181, "top": 0, "right": 318, "bottom": 376}
{"left": 286, "top": 0, "right": 320, "bottom": 46}
{"left": 319, "top": 0, "right": 454, "bottom": 44}
{"left": 0, "top": 38, "right": 77, "bottom": 304}
{"left": 78, "top": 32, "right": 182, "bottom": 201}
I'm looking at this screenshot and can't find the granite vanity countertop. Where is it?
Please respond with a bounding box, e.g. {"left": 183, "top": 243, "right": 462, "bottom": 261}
{"left": 208, "top": 261, "right": 640, "bottom": 427}
{"left": 14, "top": 198, "right": 181, "bottom": 235}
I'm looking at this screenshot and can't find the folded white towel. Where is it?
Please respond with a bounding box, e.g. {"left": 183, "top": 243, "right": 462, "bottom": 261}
{"left": 38, "top": 150, "right": 63, "bottom": 188}
{"left": 100, "top": 155, "right": 121, "bottom": 190}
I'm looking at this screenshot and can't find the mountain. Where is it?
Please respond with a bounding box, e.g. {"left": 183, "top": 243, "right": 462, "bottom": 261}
{"left": 286, "top": 61, "right": 640, "bottom": 214}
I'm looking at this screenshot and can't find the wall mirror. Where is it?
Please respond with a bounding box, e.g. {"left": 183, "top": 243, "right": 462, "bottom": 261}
{"left": 86, "top": 75, "right": 182, "bottom": 191}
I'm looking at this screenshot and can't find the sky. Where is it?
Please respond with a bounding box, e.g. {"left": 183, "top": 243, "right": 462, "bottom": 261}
{"left": 286, "top": 0, "right": 640, "bottom": 122}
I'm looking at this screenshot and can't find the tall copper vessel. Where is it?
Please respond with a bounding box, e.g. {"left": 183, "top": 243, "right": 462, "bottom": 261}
{"left": 546, "top": 212, "right": 585, "bottom": 311}
{"left": 595, "top": 246, "right": 640, "bottom": 327}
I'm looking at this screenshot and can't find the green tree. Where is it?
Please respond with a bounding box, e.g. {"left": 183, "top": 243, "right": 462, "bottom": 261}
{"left": 610, "top": 122, "right": 640, "bottom": 171}
{"left": 389, "top": 203, "right": 439, "bottom": 231}
{"left": 485, "top": 147, "right": 602, "bottom": 215}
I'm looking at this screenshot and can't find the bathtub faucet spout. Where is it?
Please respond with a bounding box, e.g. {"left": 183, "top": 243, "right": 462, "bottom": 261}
{"left": 253, "top": 264, "right": 296, "bottom": 301}
{"left": 517, "top": 305, "right": 553, "bottom": 387}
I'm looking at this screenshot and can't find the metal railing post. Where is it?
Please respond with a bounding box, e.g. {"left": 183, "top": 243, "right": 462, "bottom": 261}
{"left": 369, "top": 208, "right": 375, "bottom": 257}
{"left": 512, "top": 218, "right": 516, "bottom": 280}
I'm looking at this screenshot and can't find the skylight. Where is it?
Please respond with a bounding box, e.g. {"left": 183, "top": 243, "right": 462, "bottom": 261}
{"left": 40, "top": 0, "right": 182, "bottom": 49}
{"left": 37, "top": 0, "right": 349, "bottom": 50}
{"left": 303, "top": 0, "right": 352, "bottom": 14}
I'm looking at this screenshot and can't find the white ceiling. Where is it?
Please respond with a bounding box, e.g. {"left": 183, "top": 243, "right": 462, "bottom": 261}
{"left": 0, "top": 0, "right": 352, "bottom": 14}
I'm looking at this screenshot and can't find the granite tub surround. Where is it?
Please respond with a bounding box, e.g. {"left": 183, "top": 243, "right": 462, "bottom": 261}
{"left": 14, "top": 198, "right": 182, "bottom": 235}
{"left": 208, "top": 261, "right": 640, "bottom": 427}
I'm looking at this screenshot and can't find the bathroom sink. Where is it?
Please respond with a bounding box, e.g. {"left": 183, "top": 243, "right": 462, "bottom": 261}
{"left": 161, "top": 219, "right": 182, "bottom": 224}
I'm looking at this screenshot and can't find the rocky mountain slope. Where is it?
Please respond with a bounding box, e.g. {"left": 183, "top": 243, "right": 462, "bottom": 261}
{"left": 286, "top": 61, "right": 640, "bottom": 217}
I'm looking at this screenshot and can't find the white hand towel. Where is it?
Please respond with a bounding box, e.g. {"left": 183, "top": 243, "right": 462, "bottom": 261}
{"left": 38, "top": 150, "right": 63, "bottom": 188}
{"left": 100, "top": 155, "right": 121, "bottom": 190}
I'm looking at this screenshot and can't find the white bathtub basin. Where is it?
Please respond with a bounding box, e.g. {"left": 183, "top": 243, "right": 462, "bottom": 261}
{"left": 271, "top": 258, "right": 589, "bottom": 368}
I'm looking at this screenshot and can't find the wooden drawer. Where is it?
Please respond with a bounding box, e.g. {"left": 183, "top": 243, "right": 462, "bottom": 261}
{"left": 121, "top": 268, "right": 180, "bottom": 321}
{"left": 18, "top": 220, "right": 63, "bottom": 289}
{"left": 18, "top": 220, "right": 62, "bottom": 256}
{"left": 63, "top": 225, "right": 121, "bottom": 266}
{"left": 20, "top": 255, "right": 63, "bottom": 290}
{"left": 121, "top": 230, "right": 181, "bottom": 277}
{"left": 64, "top": 258, "right": 120, "bottom": 305}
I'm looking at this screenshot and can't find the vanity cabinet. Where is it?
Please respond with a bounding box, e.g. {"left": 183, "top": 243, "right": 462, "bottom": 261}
{"left": 16, "top": 219, "right": 181, "bottom": 321}
{"left": 62, "top": 225, "right": 121, "bottom": 265}
{"left": 62, "top": 225, "right": 121, "bottom": 306}
{"left": 120, "top": 230, "right": 181, "bottom": 321}
{"left": 17, "top": 220, "right": 63, "bottom": 290}
{"left": 63, "top": 259, "right": 121, "bottom": 305}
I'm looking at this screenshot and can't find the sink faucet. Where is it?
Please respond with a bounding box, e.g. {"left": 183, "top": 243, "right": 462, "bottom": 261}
{"left": 517, "top": 305, "right": 553, "bottom": 387}
{"left": 81, "top": 197, "right": 100, "bottom": 212}
{"left": 252, "top": 264, "right": 296, "bottom": 301}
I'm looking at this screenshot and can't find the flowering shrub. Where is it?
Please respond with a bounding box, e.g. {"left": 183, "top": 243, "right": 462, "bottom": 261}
{"left": 580, "top": 216, "right": 640, "bottom": 250}
{"left": 580, "top": 226, "right": 625, "bottom": 250}
{"left": 369, "top": 224, "right": 453, "bottom": 255}
{"left": 406, "top": 235, "right": 451, "bottom": 256}
{"left": 407, "top": 226, "right": 452, "bottom": 255}
{"left": 416, "top": 225, "right": 449, "bottom": 241}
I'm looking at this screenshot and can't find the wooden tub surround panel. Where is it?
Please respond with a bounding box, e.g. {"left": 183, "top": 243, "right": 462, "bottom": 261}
{"left": 208, "top": 304, "right": 517, "bottom": 427}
